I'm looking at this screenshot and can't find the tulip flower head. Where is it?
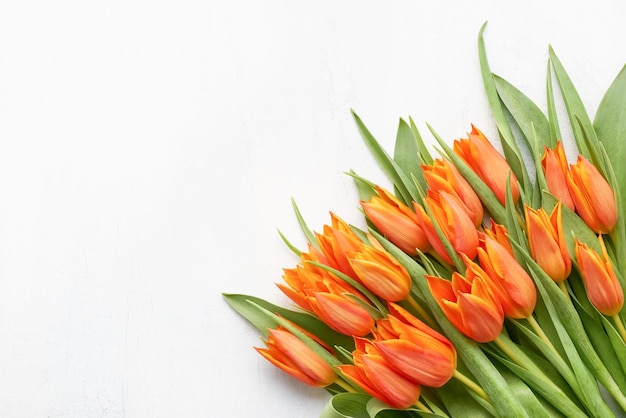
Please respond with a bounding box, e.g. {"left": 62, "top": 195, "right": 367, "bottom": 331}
{"left": 567, "top": 155, "right": 618, "bottom": 234}
{"left": 483, "top": 221, "right": 514, "bottom": 257}
{"left": 361, "top": 186, "right": 430, "bottom": 255}
{"left": 373, "top": 303, "right": 456, "bottom": 387}
{"left": 453, "top": 125, "right": 520, "bottom": 205}
{"left": 542, "top": 141, "right": 575, "bottom": 211}
{"left": 316, "top": 213, "right": 363, "bottom": 277}
{"left": 415, "top": 191, "right": 479, "bottom": 265}
{"left": 255, "top": 327, "right": 337, "bottom": 387}
{"left": 426, "top": 271, "right": 504, "bottom": 343}
{"left": 338, "top": 338, "right": 422, "bottom": 409}
{"left": 525, "top": 203, "right": 571, "bottom": 283}
{"left": 477, "top": 236, "right": 537, "bottom": 319}
{"left": 422, "top": 159, "right": 484, "bottom": 226}
{"left": 575, "top": 236, "right": 624, "bottom": 316}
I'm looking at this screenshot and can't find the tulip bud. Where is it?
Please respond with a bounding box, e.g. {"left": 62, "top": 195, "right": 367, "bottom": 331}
{"left": 567, "top": 155, "right": 617, "bottom": 234}
{"left": 361, "top": 186, "right": 430, "bottom": 255}
{"left": 422, "top": 159, "right": 484, "bottom": 226}
{"left": 255, "top": 327, "right": 337, "bottom": 387}
{"left": 575, "top": 236, "right": 624, "bottom": 316}
{"left": 316, "top": 213, "right": 363, "bottom": 277}
{"left": 453, "top": 125, "right": 520, "bottom": 205}
{"left": 525, "top": 203, "right": 571, "bottom": 283}
{"left": 542, "top": 141, "right": 575, "bottom": 211}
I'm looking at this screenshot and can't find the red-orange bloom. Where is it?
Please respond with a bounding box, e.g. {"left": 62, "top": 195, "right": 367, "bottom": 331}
{"left": 361, "top": 186, "right": 430, "bottom": 255}
{"left": 338, "top": 338, "right": 421, "bottom": 409}
{"left": 422, "top": 158, "right": 484, "bottom": 226}
{"left": 575, "top": 236, "right": 624, "bottom": 316}
{"left": 349, "top": 243, "right": 412, "bottom": 302}
{"left": 453, "top": 125, "right": 520, "bottom": 205}
{"left": 525, "top": 203, "right": 571, "bottom": 283}
{"left": 567, "top": 155, "right": 618, "bottom": 234}
{"left": 255, "top": 327, "right": 337, "bottom": 387}
{"left": 415, "top": 191, "right": 479, "bottom": 265}
{"left": 483, "top": 221, "right": 514, "bottom": 257}
{"left": 542, "top": 141, "right": 575, "bottom": 211}
{"left": 278, "top": 252, "right": 375, "bottom": 336}
{"left": 477, "top": 235, "right": 537, "bottom": 319}
{"left": 373, "top": 303, "right": 456, "bottom": 387}
{"left": 316, "top": 213, "right": 364, "bottom": 277}
{"left": 426, "top": 269, "right": 504, "bottom": 343}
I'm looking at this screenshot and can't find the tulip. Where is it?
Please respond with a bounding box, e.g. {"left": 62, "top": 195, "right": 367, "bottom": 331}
{"left": 361, "top": 186, "right": 430, "bottom": 255}
{"left": 542, "top": 141, "right": 575, "bottom": 211}
{"left": 338, "top": 338, "right": 421, "bottom": 409}
{"left": 567, "top": 155, "right": 617, "bottom": 234}
{"left": 316, "top": 213, "right": 363, "bottom": 277}
{"left": 453, "top": 125, "right": 520, "bottom": 205}
{"left": 525, "top": 203, "right": 571, "bottom": 283}
{"left": 477, "top": 235, "right": 537, "bottom": 319}
{"left": 575, "top": 236, "right": 624, "bottom": 316}
{"left": 255, "top": 327, "right": 337, "bottom": 387}
{"left": 426, "top": 271, "right": 504, "bottom": 343}
{"left": 483, "top": 221, "right": 514, "bottom": 257}
{"left": 422, "top": 158, "right": 484, "bottom": 226}
{"left": 415, "top": 191, "right": 479, "bottom": 265}
{"left": 348, "top": 244, "right": 412, "bottom": 302}
{"left": 372, "top": 303, "right": 456, "bottom": 387}
{"left": 278, "top": 254, "right": 375, "bottom": 337}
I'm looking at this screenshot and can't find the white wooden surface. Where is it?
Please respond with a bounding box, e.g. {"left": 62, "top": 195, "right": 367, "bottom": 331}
{"left": 0, "top": 1, "right": 624, "bottom": 417}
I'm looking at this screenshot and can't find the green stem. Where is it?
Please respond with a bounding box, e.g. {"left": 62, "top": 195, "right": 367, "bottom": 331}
{"left": 453, "top": 369, "right": 490, "bottom": 402}
{"left": 334, "top": 378, "right": 356, "bottom": 393}
{"left": 493, "top": 335, "right": 524, "bottom": 368}
{"left": 558, "top": 280, "right": 572, "bottom": 303}
{"left": 414, "top": 400, "right": 432, "bottom": 413}
{"left": 612, "top": 314, "right": 626, "bottom": 343}
{"left": 526, "top": 315, "right": 557, "bottom": 352}
{"left": 406, "top": 295, "right": 437, "bottom": 329}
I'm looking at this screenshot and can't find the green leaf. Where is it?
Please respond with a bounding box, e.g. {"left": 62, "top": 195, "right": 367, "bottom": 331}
{"left": 347, "top": 170, "right": 378, "bottom": 203}
{"left": 478, "top": 22, "right": 531, "bottom": 196}
{"left": 222, "top": 294, "right": 354, "bottom": 350}
{"left": 320, "top": 393, "right": 371, "bottom": 418}
{"left": 394, "top": 118, "right": 427, "bottom": 194}
{"left": 548, "top": 47, "right": 600, "bottom": 160}
{"left": 291, "top": 198, "right": 320, "bottom": 251}
{"left": 546, "top": 63, "right": 562, "bottom": 147}
{"left": 351, "top": 110, "right": 419, "bottom": 205}
{"left": 594, "top": 65, "right": 626, "bottom": 219}
{"left": 409, "top": 117, "right": 434, "bottom": 166}
{"left": 277, "top": 228, "right": 302, "bottom": 257}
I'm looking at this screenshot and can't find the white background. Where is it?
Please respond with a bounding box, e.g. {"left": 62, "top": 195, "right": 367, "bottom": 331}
{"left": 0, "top": 1, "right": 625, "bottom": 417}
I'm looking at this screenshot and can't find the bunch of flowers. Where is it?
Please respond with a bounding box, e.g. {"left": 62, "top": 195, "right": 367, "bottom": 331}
{"left": 224, "top": 25, "right": 626, "bottom": 417}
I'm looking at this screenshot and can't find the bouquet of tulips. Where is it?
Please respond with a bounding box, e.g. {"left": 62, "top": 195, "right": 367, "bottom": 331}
{"left": 224, "top": 24, "right": 626, "bottom": 417}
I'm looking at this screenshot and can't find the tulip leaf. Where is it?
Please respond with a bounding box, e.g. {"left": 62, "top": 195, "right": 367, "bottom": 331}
{"left": 394, "top": 118, "right": 427, "bottom": 195}
{"left": 373, "top": 231, "right": 530, "bottom": 418}
{"left": 493, "top": 74, "right": 551, "bottom": 158}
{"left": 291, "top": 198, "right": 320, "bottom": 251}
{"left": 277, "top": 228, "right": 302, "bottom": 257}
{"left": 546, "top": 63, "right": 562, "bottom": 147}
{"left": 222, "top": 293, "right": 354, "bottom": 350}
{"left": 548, "top": 48, "right": 600, "bottom": 161}
{"left": 478, "top": 22, "right": 532, "bottom": 198}
{"left": 426, "top": 122, "right": 506, "bottom": 224}
{"left": 347, "top": 170, "right": 378, "bottom": 204}
{"left": 351, "top": 110, "right": 419, "bottom": 205}
{"left": 409, "top": 117, "right": 434, "bottom": 166}
{"left": 320, "top": 393, "right": 371, "bottom": 418}
{"left": 594, "top": 64, "right": 626, "bottom": 218}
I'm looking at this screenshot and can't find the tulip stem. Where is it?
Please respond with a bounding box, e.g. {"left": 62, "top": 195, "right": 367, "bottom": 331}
{"left": 407, "top": 296, "right": 437, "bottom": 329}
{"left": 414, "top": 400, "right": 432, "bottom": 413}
{"left": 493, "top": 335, "right": 524, "bottom": 368}
{"left": 612, "top": 314, "right": 626, "bottom": 343}
{"left": 453, "top": 369, "right": 489, "bottom": 402}
{"left": 558, "top": 281, "right": 571, "bottom": 303}
{"left": 526, "top": 315, "right": 557, "bottom": 352}
{"left": 334, "top": 378, "right": 357, "bottom": 394}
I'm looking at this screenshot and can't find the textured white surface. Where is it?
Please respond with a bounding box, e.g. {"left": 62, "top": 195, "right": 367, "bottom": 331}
{"left": 0, "top": 1, "right": 625, "bottom": 417}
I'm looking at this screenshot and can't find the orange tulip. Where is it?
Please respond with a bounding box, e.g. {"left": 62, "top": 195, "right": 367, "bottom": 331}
{"left": 338, "top": 338, "right": 421, "bottom": 409}
{"left": 567, "top": 155, "right": 617, "bottom": 234}
{"left": 477, "top": 235, "right": 537, "bottom": 319}
{"left": 415, "top": 191, "right": 479, "bottom": 265}
{"left": 542, "top": 141, "right": 575, "bottom": 211}
{"left": 373, "top": 303, "right": 456, "bottom": 387}
{"left": 453, "top": 125, "right": 520, "bottom": 205}
{"left": 422, "top": 158, "right": 484, "bottom": 226}
{"left": 278, "top": 252, "right": 375, "bottom": 337}
{"left": 316, "top": 213, "right": 363, "bottom": 277}
{"left": 349, "top": 244, "right": 412, "bottom": 302}
{"left": 426, "top": 270, "right": 504, "bottom": 343}
{"left": 525, "top": 203, "right": 571, "bottom": 283}
{"left": 255, "top": 327, "right": 337, "bottom": 387}
{"left": 361, "top": 186, "right": 430, "bottom": 255}
{"left": 575, "top": 236, "right": 624, "bottom": 316}
{"left": 483, "top": 221, "right": 514, "bottom": 257}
